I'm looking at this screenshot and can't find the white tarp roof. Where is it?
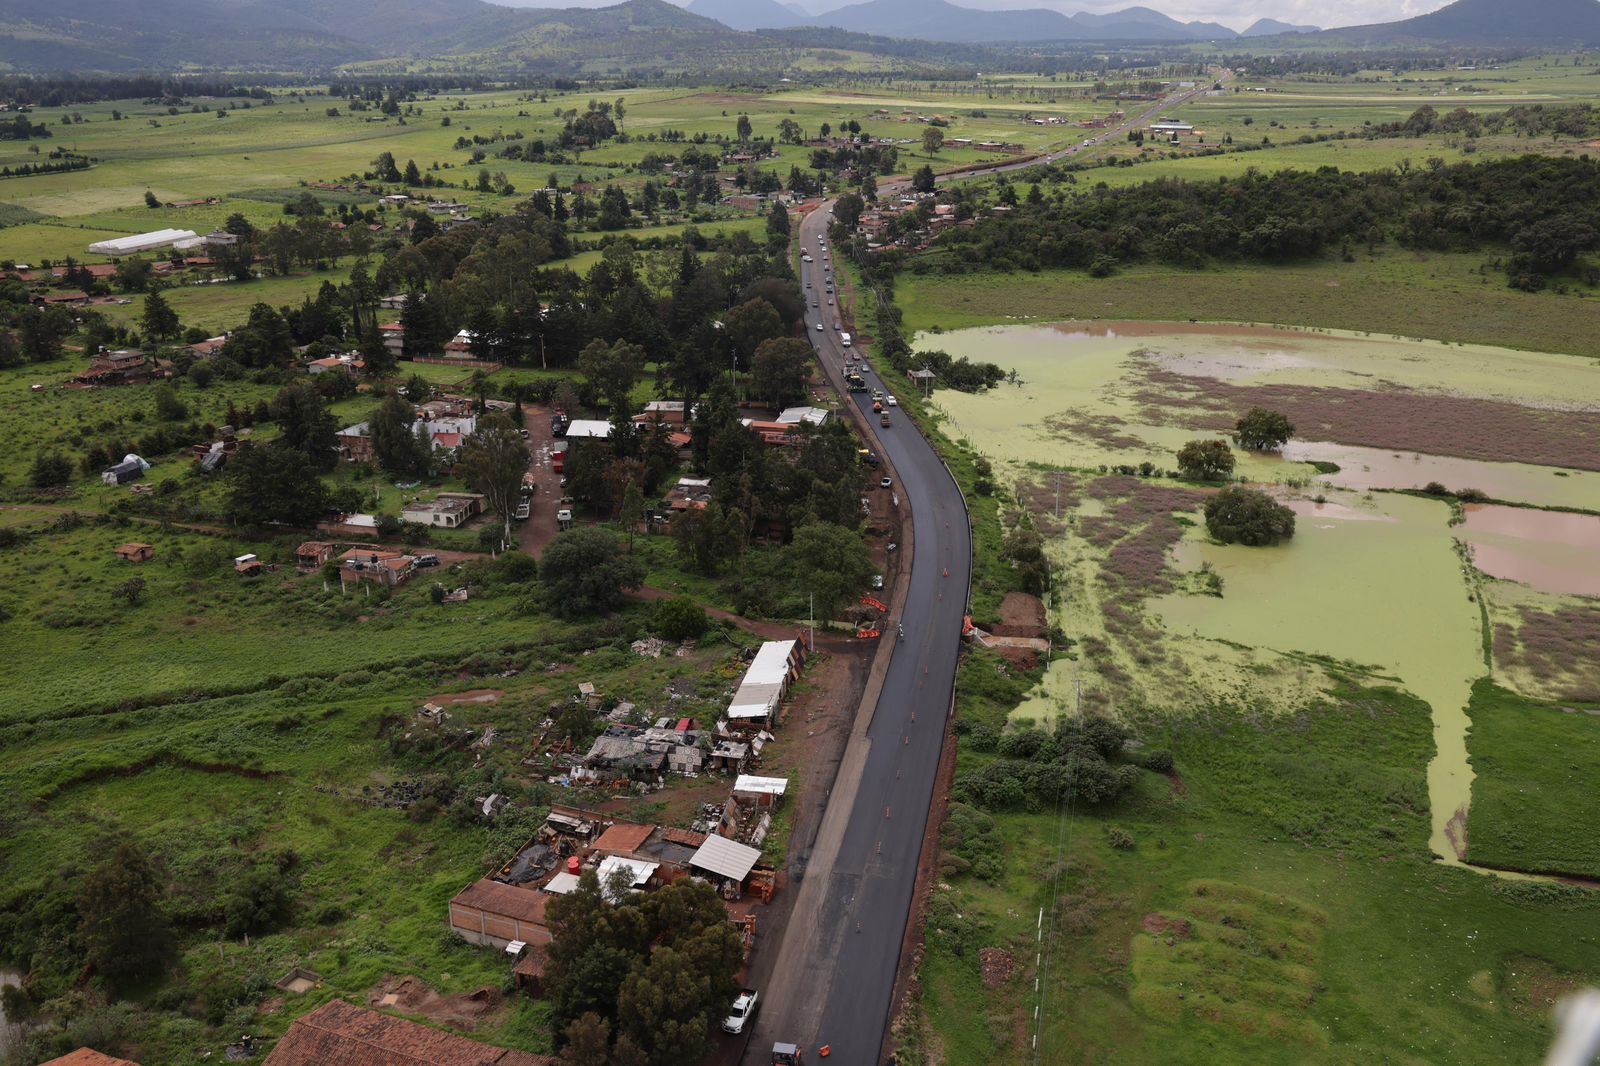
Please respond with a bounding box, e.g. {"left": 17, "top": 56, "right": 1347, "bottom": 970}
{"left": 726, "top": 641, "right": 798, "bottom": 720}
{"left": 596, "top": 855, "right": 657, "bottom": 887}
{"left": 542, "top": 872, "right": 581, "bottom": 895}
{"left": 776, "top": 406, "right": 829, "bottom": 426}
{"left": 88, "top": 229, "right": 198, "bottom": 256}
{"left": 689, "top": 834, "right": 762, "bottom": 882}
{"left": 733, "top": 775, "right": 789, "bottom": 796}
{"left": 565, "top": 420, "right": 612, "bottom": 439}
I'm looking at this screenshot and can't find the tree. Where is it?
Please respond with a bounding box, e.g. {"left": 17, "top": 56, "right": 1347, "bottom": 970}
{"left": 77, "top": 842, "right": 171, "bottom": 987}
{"left": 225, "top": 442, "right": 331, "bottom": 526}
{"left": 457, "top": 415, "right": 529, "bottom": 542}
{"left": 787, "top": 522, "right": 872, "bottom": 620}
{"left": 619, "top": 480, "right": 646, "bottom": 544}
{"left": 564, "top": 1013, "right": 613, "bottom": 1066}
{"left": 722, "top": 297, "right": 783, "bottom": 374}
{"left": 403, "top": 158, "right": 422, "bottom": 186}
{"left": 29, "top": 451, "right": 72, "bottom": 488}
{"left": 143, "top": 189, "right": 159, "bottom": 208}
{"left": 1175, "top": 439, "right": 1236, "bottom": 482}
{"left": 151, "top": 383, "right": 187, "bottom": 422}
{"left": 1203, "top": 486, "right": 1296, "bottom": 546}
{"left": 735, "top": 114, "right": 753, "bottom": 143}
{"left": 140, "top": 289, "right": 181, "bottom": 341}
{"left": 540, "top": 527, "right": 643, "bottom": 617}
{"left": 751, "top": 337, "right": 812, "bottom": 409}
{"left": 270, "top": 380, "right": 338, "bottom": 472}
{"left": 921, "top": 126, "right": 945, "bottom": 156}
{"left": 371, "top": 391, "right": 426, "bottom": 474}
{"left": 654, "top": 597, "right": 709, "bottom": 641}
{"left": 766, "top": 201, "right": 790, "bottom": 243}
{"left": 833, "top": 192, "right": 865, "bottom": 231}
{"left": 115, "top": 576, "right": 147, "bottom": 606}
{"left": 912, "top": 164, "right": 936, "bottom": 195}
{"left": 579, "top": 338, "right": 647, "bottom": 415}
{"left": 1234, "top": 407, "right": 1295, "bottom": 452}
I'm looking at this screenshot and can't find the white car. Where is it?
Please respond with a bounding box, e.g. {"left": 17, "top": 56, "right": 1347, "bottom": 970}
{"left": 802, "top": 254, "right": 813, "bottom": 263}
{"left": 816, "top": 322, "right": 824, "bottom": 331}
{"left": 885, "top": 395, "right": 897, "bottom": 406}
{"left": 724, "top": 990, "right": 759, "bottom": 1035}
{"left": 880, "top": 476, "right": 893, "bottom": 489}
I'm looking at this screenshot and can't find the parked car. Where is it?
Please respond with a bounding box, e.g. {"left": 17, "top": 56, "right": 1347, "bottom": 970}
{"left": 871, "top": 574, "right": 885, "bottom": 590}
{"left": 724, "top": 989, "right": 759, "bottom": 1035}
{"left": 880, "top": 476, "right": 893, "bottom": 489}
{"left": 415, "top": 554, "right": 440, "bottom": 569}
{"left": 514, "top": 501, "right": 531, "bottom": 521}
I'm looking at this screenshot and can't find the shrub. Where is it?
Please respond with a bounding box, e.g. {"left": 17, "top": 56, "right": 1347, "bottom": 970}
{"left": 1175, "top": 438, "right": 1236, "bottom": 482}
{"left": 654, "top": 596, "right": 709, "bottom": 641}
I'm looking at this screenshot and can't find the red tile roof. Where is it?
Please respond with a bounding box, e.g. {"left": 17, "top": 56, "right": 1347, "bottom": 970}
{"left": 263, "top": 999, "right": 554, "bottom": 1066}
{"left": 40, "top": 1051, "right": 141, "bottom": 1066}
{"left": 592, "top": 822, "right": 655, "bottom": 856}
{"left": 450, "top": 878, "right": 549, "bottom": 925}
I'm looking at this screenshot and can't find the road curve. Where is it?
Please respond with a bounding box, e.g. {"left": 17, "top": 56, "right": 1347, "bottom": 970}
{"left": 741, "top": 77, "right": 1227, "bottom": 1065}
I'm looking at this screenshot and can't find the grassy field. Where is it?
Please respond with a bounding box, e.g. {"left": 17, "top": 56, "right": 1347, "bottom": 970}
{"left": 896, "top": 252, "right": 1600, "bottom": 359}
{"left": 909, "top": 677, "right": 1600, "bottom": 1066}
{"left": 1464, "top": 680, "right": 1600, "bottom": 879}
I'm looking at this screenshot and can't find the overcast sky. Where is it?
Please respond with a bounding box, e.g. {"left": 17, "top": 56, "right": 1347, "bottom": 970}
{"left": 496, "top": 0, "right": 1453, "bottom": 32}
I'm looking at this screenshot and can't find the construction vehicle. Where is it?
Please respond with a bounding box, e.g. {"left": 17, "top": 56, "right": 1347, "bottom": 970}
{"left": 845, "top": 370, "right": 866, "bottom": 391}
{"left": 771, "top": 1042, "right": 803, "bottom": 1065}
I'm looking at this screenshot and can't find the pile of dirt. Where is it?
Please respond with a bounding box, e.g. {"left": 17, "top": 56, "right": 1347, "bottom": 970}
{"left": 424, "top": 689, "right": 503, "bottom": 706}
{"left": 368, "top": 975, "right": 503, "bottom": 1030}
{"left": 1142, "top": 913, "right": 1193, "bottom": 940}
{"left": 978, "top": 947, "right": 1016, "bottom": 988}
{"left": 990, "top": 592, "right": 1048, "bottom": 638}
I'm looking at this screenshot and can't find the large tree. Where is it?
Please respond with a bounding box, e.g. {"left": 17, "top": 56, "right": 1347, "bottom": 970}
{"left": 77, "top": 842, "right": 171, "bottom": 988}
{"left": 787, "top": 521, "right": 872, "bottom": 620}
{"left": 140, "top": 289, "right": 180, "bottom": 341}
{"left": 1234, "top": 407, "right": 1295, "bottom": 452}
{"left": 921, "top": 126, "right": 945, "bottom": 156}
{"left": 225, "top": 442, "right": 331, "bottom": 526}
{"left": 1175, "top": 438, "right": 1236, "bottom": 482}
{"left": 1203, "top": 486, "right": 1296, "bottom": 546}
{"left": 751, "top": 337, "right": 813, "bottom": 410}
{"left": 371, "top": 391, "right": 426, "bottom": 475}
{"left": 579, "top": 338, "right": 648, "bottom": 415}
{"left": 540, "top": 527, "right": 643, "bottom": 617}
{"left": 456, "top": 414, "right": 529, "bottom": 541}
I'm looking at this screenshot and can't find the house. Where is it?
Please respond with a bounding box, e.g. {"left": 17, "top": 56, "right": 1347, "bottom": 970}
{"left": 186, "top": 334, "right": 229, "bottom": 359}
{"left": 379, "top": 323, "right": 405, "bottom": 357}
{"left": 732, "top": 774, "right": 789, "bottom": 808}
{"left": 726, "top": 639, "right": 806, "bottom": 727}
{"left": 401, "top": 492, "right": 485, "bottom": 528}
{"left": 633, "top": 400, "right": 687, "bottom": 425}
{"left": 443, "top": 329, "right": 477, "bottom": 358}
{"left": 561, "top": 419, "right": 612, "bottom": 440}
{"left": 114, "top": 542, "right": 154, "bottom": 563}
{"left": 40, "top": 1051, "right": 142, "bottom": 1066}
{"left": 336, "top": 423, "right": 374, "bottom": 463}
{"left": 295, "top": 541, "right": 335, "bottom": 571}
{"left": 449, "top": 878, "right": 553, "bottom": 950}
{"left": 380, "top": 293, "right": 409, "bottom": 310}
{"left": 338, "top": 548, "right": 416, "bottom": 587}
{"left": 591, "top": 821, "right": 656, "bottom": 859}
{"left": 307, "top": 354, "right": 359, "bottom": 376}
{"left": 666, "top": 477, "right": 712, "bottom": 511}
{"left": 101, "top": 458, "right": 145, "bottom": 486}
{"left": 34, "top": 290, "right": 90, "bottom": 306}
{"left": 262, "top": 999, "right": 556, "bottom": 1066}
{"left": 74, "top": 349, "right": 157, "bottom": 387}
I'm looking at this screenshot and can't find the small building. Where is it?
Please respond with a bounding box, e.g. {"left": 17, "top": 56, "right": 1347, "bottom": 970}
{"left": 634, "top": 400, "right": 687, "bottom": 424}
{"left": 86, "top": 229, "right": 198, "bottom": 256}
{"left": 101, "top": 458, "right": 145, "bottom": 486}
{"left": 295, "top": 541, "right": 335, "bottom": 571}
{"left": 114, "top": 542, "right": 154, "bottom": 563}
{"left": 40, "top": 1051, "right": 143, "bottom": 1066}
{"left": 318, "top": 512, "right": 378, "bottom": 539}
{"left": 1149, "top": 120, "right": 1195, "bottom": 136}
{"left": 562, "top": 419, "right": 612, "bottom": 441}
{"left": 335, "top": 423, "right": 374, "bottom": 463}
{"left": 776, "top": 406, "right": 829, "bottom": 428}
{"left": 75, "top": 349, "right": 157, "bottom": 387}
{"left": 187, "top": 334, "right": 229, "bottom": 359}
{"left": 726, "top": 639, "right": 806, "bottom": 726}
{"left": 688, "top": 834, "right": 763, "bottom": 891}
{"left": 449, "top": 878, "right": 553, "bottom": 950}
{"left": 592, "top": 821, "right": 656, "bottom": 858}
{"left": 379, "top": 293, "right": 409, "bottom": 310}
{"left": 443, "top": 329, "right": 478, "bottom": 357}
{"left": 262, "top": 998, "right": 555, "bottom": 1066}
{"left": 338, "top": 548, "right": 415, "bottom": 587}
{"left": 401, "top": 492, "right": 485, "bottom": 528}
{"left": 666, "top": 477, "right": 712, "bottom": 512}
{"left": 379, "top": 323, "right": 405, "bottom": 357}
{"left": 732, "top": 774, "right": 789, "bottom": 808}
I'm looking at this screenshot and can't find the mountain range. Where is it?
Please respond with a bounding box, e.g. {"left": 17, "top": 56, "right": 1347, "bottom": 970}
{"left": 1, "top": 0, "right": 1597, "bottom": 73}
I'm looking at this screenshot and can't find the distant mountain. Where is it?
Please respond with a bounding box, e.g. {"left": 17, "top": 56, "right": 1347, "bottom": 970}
{"left": 1241, "top": 17, "right": 1318, "bottom": 36}
{"left": 1326, "top": 0, "right": 1600, "bottom": 45}
{"left": 685, "top": 0, "right": 805, "bottom": 30}
{"left": 808, "top": 0, "right": 1236, "bottom": 43}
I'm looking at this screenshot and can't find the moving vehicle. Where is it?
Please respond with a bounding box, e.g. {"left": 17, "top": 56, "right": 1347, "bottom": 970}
{"left": 514, "top": 500, "right": 531, "bottom": 521}
{"left": 771, "top": 1043, "right": 803, "bottom": 1066}
{"left": 723, "top": 989, "right": 759, "bottom": 1034}
{"left": 872, "top": 390, "right": 883, "bottom": 401}
{"left": 880, "top": 414, "right": 892, "bottom": 427}
{"left": 841, "top": 332, "right": 852, "bottom": 347}
{"left": 827, "top": 297, "right": 834, "bottom": 305}
{"left": 885, "top": 394, "right": 896, "bottom": 406}
{"left": 802, "top": 254, "right": 813, "bottom": 262}
{"left": 816, "top": 322, "right": 824, "bottom": 331}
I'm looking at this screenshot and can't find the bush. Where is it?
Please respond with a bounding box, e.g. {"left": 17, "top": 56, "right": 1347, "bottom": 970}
{"left": 1204, "top": 486, "right": 1296, "bottom": 546}
{"left": 654, "top": 596, "right": 709, "bottom": 641}
{"left": 1176, "top": 438, "right": 1236, "bottom": 481}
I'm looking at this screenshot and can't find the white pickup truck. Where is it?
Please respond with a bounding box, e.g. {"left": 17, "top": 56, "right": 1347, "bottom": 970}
{"left": 723, "top": 988, "right": 759, "bottom": 1034}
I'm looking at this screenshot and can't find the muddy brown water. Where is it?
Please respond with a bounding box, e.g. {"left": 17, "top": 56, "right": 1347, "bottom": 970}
{"left": 1460, "top": 504, "right": 1600, "bottom": 597}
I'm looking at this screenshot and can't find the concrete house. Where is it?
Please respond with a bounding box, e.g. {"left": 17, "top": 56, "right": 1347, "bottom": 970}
{"left": 448, "top": 878, "right": 553, "bottom": 950}
{"left": 114, "top": 542, "right": 154, "bottom": 563}
{"left": 401, "top": 492, "right": 485, "bottom": 528}
{"left": 263, "top": 999, "right": 555, "bottom": 1066}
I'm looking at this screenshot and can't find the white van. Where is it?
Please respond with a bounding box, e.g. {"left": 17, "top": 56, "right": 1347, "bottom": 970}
{"left": 841, "top": 332, "right": 852, "bottom": 347}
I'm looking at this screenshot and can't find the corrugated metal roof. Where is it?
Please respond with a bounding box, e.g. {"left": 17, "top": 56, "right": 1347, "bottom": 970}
{"left": 733, "top": 775, "right": 789, "bottom": 796}
{"left": 596, "top": 855, "right": 657, "bottom": 887}
{"left": 689, "top": 834, "right": 762, "bottom": 882}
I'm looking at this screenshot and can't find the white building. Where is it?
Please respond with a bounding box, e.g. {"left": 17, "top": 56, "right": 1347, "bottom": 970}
{"left": 87, "top": 229, "right": 199, "bottom": 256}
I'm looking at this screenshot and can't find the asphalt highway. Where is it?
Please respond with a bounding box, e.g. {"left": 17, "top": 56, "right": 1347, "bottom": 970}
{"left": 741, "top": 76, "right": 1228, "bottom": 1065}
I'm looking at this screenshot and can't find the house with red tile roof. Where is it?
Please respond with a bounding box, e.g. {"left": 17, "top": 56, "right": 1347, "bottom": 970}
{"left": 263, "top": 999, "right": 555, "bottom": 1066}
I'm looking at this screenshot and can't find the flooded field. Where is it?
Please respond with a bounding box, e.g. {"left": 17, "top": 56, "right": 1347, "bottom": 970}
{"left": 1461, "top": 505, "right": 1600, "bottom": 597}
{"left": 930, "top": 321, "right": 1600, "bottom": 866}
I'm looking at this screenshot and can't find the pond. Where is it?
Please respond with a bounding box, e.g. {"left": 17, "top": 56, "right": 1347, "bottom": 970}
{"left": 1459, "top": 504, "right": 1600, "bottom": 597}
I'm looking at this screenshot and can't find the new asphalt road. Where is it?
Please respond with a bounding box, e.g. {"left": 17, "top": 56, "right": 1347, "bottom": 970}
{"left": 743, "top": 78, "right": 1228, "bottom": 1064}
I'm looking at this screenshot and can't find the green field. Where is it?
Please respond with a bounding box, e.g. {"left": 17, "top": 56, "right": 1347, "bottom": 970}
{"left": 897, "top": 252, "right": 1600, "bottom": 359}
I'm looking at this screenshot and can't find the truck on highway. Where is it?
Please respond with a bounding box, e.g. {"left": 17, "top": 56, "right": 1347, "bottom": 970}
{"left": 840, "top": 332, "right": 852, "bottom": 347}
{"left": 845, "top": 370, "right": 866, "bottom": 391}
